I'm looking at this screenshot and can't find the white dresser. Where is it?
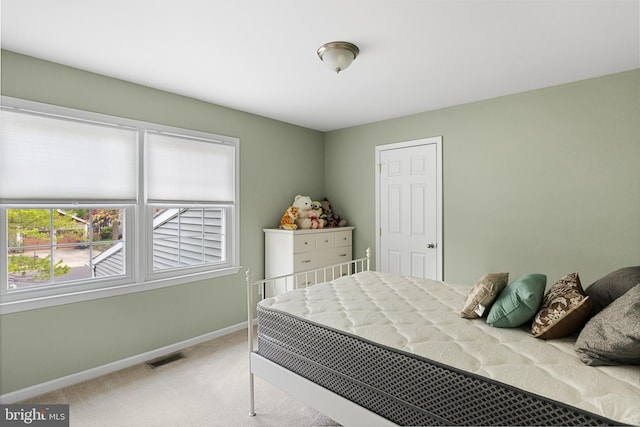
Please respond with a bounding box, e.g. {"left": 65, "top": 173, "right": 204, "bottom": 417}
{"left": 264, "top": 227, "right": 353, "bottom": 293}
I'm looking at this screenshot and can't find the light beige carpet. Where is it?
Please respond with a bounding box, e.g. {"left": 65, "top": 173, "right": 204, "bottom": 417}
{"left": 21, "top": 329, "right": 339, "bottom": 427}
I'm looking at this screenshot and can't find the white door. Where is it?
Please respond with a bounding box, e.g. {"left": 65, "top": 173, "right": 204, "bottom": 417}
{"left": 375, "top": 137, "right": 442, "bottom": 280}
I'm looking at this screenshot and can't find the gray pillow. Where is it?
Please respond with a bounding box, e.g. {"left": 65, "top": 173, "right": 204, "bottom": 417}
{"left": 585, "top": 266, "right": 640, "bottom": 314}
{"left": 575, "top": 284, "right": 640, "bottom": 366}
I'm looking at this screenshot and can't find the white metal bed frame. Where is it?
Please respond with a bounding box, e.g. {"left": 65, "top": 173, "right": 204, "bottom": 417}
{"left": 245, "top": 248, "right": 395, "bottom": 426}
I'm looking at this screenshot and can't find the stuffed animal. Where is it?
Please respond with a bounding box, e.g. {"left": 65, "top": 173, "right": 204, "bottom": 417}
{"left": 320, "top": 197, "right": 347, "bottom": 227}
{"left": 292, "top": 195, "right": 313, "bottom": 229}
{"left": 279, "top": 206, "right": 299, "bottom": 230}
{"left": 310, "top": 201, "right": 325, "bottom": 229}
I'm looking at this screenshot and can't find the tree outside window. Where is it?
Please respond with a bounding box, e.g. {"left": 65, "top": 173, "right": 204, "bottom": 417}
{"left": 7, "top": 208, "right": 123, "bottom": 290}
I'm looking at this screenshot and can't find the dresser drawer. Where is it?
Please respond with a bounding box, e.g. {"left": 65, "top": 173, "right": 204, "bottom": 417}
{"left": 293, "top": 234, "right": 315, "bottom": 253}
{"left": 335, "top": 230, "right": 352, "bottom": 247}
{"left": 293, "top": 246, "right": 352, "bottom": 272}
{"left": 293, "top": 251, "right": 322, "bottom": 271}
{"left": 315, "top": 233, "right": 335, "bottom": 249}
{"left": 294, "top": 271, "right": 319, "bottom": 288}
{"left": 325, "top": 246, "right": 352, "bottom": 264}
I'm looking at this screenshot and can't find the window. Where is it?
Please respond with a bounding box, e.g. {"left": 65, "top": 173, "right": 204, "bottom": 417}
{"left": 150, "top": 207, "right": 227, "bottom": 271}
{"left": 1, "top": 97, "right": 239, "bottom": 312}
{"left": 144, "top": 131, "right": 236, "bottom": 279}
{"left": 7, "top": 208, "right": 127, "bottom": 289}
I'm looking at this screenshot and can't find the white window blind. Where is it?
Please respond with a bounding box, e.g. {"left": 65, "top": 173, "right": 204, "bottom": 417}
{"left": 0, "top": 109, "right": 138, "bottom": 201}
{"left": 146, "top": 131, "right": 235, "bottom": 203}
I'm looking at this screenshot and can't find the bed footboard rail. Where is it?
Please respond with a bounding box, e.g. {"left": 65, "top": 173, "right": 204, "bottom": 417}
{"left": 245, "top": 248, "right": 370, "bottom": 417}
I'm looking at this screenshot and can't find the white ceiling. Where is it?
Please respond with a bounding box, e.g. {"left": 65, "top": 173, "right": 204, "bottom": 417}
{"left": 2, "top": 0, "right": 639, "bottom": 131}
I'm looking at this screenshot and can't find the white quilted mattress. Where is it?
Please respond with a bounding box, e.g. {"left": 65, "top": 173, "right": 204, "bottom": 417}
{"left": 258, "top": 270, "right": 640, "bottom": 425}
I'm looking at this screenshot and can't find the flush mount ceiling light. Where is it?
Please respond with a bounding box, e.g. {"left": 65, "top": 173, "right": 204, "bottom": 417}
{"left": 317, "top": 41, "right": 359, "bottom": 73}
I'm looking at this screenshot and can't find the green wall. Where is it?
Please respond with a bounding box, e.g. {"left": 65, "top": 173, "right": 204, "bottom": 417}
{"left": 325, "top": 69, "right": 640, "bottom": 285}
{"left": 2, "top": 49, "right": 639, "bottom": 397}
{"left": 0, "top": 50, "right": 324, "bottom": 395}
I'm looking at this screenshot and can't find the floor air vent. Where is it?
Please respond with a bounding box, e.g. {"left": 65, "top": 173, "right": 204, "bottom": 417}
{"left": 146, "top": 352, "right": 185, "bottom": 369}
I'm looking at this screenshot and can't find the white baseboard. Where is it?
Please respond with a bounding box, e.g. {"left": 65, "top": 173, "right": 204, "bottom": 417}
{"left": 0, "top": 321, "right": 248, "bottom": 404}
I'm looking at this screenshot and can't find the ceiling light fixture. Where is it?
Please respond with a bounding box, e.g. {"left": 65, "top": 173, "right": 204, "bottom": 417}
{"left": 317, "top": 41, "right": 359, "bottom": 73}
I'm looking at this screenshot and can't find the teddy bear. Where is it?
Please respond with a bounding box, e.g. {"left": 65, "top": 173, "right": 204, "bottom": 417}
{"left": 320, "top": 197, "right": 347, "bottom": 227}
{"left": 292, "top": 195, "right": 313, "bottom": 229}
{"left": 279, "top": 206, "right": 299, "bottom": 230}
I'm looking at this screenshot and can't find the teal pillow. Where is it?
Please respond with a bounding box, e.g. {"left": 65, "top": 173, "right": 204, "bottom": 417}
{"left": 487, "top": 274, "right": 547, "bottom": 327}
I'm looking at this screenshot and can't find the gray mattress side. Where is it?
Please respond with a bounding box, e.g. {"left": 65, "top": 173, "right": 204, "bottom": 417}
{"left": 257, "top": 305, "right": 618, "bottom": 426}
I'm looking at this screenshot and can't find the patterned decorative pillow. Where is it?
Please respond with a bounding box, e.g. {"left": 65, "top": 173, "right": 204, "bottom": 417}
{"left": 531, "top": 272, "right": 592, "bottom": 339}
{"left": 459, "top": 273, "right": 509, "bottom": 318}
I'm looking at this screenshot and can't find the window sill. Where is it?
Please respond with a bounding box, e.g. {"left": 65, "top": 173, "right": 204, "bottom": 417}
{"left": 0, "top": 266, "right": 242, "bottom": 314}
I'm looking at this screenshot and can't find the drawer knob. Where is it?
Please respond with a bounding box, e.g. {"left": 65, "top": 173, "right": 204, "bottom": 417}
{"left": 301, "top": 259, "right": 311, "bottom": 263}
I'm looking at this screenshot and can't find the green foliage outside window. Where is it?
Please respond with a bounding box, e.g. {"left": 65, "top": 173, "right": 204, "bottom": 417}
{"left": 6, "top": 208, "right": 120, "bottom": 285}
{"left": 8, "top": 254, "right": 70, "bottom": 281}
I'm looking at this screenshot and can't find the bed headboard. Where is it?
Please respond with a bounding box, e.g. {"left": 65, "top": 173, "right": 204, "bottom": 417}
{"left": 246, "top": 247, "right": 371, "bottom": 300}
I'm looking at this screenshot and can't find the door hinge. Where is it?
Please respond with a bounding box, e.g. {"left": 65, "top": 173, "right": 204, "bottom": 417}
{"left": 379, "top": 227, "right": 382, "bottom": 236}
{"left": 378, "top": 163, "right": 382, "bottom": 173}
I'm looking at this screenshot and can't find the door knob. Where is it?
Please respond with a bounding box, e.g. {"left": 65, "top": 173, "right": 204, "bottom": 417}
{"left": 427, "top": 243, "right": 437, "bottom": 249}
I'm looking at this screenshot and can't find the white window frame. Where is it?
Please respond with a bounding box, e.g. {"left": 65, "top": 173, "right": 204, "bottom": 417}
{"left": 0, "top": 97, "right": 240, "bottom": 314}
